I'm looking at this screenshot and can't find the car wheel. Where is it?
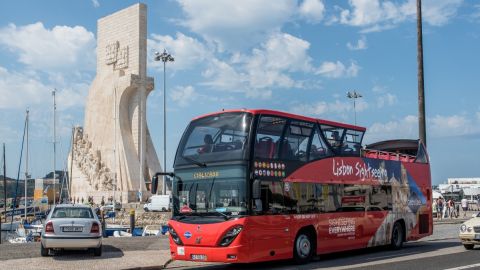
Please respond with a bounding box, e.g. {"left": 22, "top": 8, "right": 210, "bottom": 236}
{"left": 293, "top": 231, "right": 314, "bottom": 264}
{"left": 144, "top": 208, "right": 149, "bottom": 212}
{"left": 390, "top": 222, "right": 404, "bottom": 250}
{"left": 93, "top": 245, "right": 102, "bottom": 256}
{"left": 464, "top": 244, "right": 474, "bottom": 250}
{"left": 40, "top": 244, "right": 49, "bottom": 257}
{"left": 161, "top": 207, "right": 167, "bottom": 212}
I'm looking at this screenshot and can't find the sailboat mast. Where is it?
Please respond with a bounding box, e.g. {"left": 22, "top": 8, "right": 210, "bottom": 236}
{"left": 52, "top": 90, "right": 57, "bottom": 205}
{"left": 1, "top": 143, "right": 5, "bottom": 244}
{"left": 24, "top": 109, "right": 29, "bottom": 220}
{"left": 113, "top": 86, "right": 117, "bottom": 206}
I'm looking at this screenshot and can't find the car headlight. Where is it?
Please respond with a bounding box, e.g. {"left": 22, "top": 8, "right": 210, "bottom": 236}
{"left": 460, "top": 224, "right": 467, "bottom": 232}
{"left": 218, "top": 225, "right": 243, "bottom": 247}
{"left": 467, "top": 227, "right": 473, "bottom": 233}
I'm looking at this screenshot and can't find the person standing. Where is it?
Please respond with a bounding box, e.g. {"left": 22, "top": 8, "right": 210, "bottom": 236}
{"left": 447, "top": 199, "right": 454, "bottom": 219}
{"left": 438, "top": 198, "right": 444, "bottom": 220}
{"left": 461, "top": 198, "right": 468, "bottom": 217}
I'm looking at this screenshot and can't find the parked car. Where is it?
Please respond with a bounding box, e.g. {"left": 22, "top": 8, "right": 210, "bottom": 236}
{"left": 41, "top": 204, "right": 102, "bottom": 256}
{"left": 144, "top": 195, "right": 171, "bottom": 212}
{"left": 459, "top": 212, "right": 480, "bottom": 250}
{"left": 100, "top": 202, "right": 122, "bottom": 212}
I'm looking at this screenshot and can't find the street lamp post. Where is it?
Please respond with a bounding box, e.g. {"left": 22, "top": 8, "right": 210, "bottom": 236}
{"left": 154, "top": 49, "right": 174, "bottom": 195}
{"left": 347, "top": 91, "right": 362, "bottom": 126}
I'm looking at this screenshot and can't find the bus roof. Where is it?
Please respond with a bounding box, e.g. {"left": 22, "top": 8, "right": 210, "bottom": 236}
{"left": 193, "top": 109, "right": 366, "bottom": 131}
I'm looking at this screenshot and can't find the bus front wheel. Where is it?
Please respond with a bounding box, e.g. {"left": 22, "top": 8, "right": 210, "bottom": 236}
{"left": 390, "top": 222, "right": 404, "bottom": 250}
{"left": 293, "top": 231, "right": 314, "bottom": 264}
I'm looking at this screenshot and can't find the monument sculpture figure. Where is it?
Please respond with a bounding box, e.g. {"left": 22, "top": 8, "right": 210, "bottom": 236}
{"left": 69, "top": 3, "right": 161, "bottom": 203}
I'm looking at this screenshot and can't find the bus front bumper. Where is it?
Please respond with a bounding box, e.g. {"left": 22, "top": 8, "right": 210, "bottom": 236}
{"left": 170, "top": 244, "right": 250, "bottom": 263}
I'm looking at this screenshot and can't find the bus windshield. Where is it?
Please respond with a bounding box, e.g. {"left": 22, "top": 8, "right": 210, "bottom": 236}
{"left": 175, "top": 112, "right": 253, "bottom": 167}
{"left": 173, "top": 178, "right": 247, "bottom": 219}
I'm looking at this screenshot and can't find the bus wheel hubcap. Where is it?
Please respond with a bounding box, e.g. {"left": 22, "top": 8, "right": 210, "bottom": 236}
{"left": 297, "top": 235, "right": 311, "bottom": 258}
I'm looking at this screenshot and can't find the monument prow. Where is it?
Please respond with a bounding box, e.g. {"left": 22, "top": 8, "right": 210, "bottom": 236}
{"left": 69, "top": 3, "right": 161, "bottom": 203}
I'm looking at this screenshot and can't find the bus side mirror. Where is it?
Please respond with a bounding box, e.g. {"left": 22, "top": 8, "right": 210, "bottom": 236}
{"left": 151, "top": 175, "right": 158, "bottom": 194}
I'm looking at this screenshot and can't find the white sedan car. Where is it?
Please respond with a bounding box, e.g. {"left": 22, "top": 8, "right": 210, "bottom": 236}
{"left": 41, "top": 204, "right": 103, "bottom": 256}
{"left": 459, "top": 212, "right": 480, "bottom": 250}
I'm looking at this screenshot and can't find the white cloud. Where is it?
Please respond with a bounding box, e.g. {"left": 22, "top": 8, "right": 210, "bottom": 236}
{"left": 0, "top": 22, "right": 95, "bottom": 71}
{"left": 0, "top": 66, "right": 88, "bottom": 110}
{"left": 290, "top": 99, "right": 368, "bottom": 117}
{"left": 474, "top": 4, "right": 480, "bottom": 21}
{"left": 347, "top": 35, "right": 368, "bottom": 50}
{"left": 365, "top": 115, "right": 418, "bottom": 144}
{"left": 92, "top": 0, "right": 100, "bottom": 8}
{"left": 376, "top": 93, "right": 397, "bottom": 108}
{"left": 365, "top": 112, "right": 480, "bottom": 144}
{"left": 338, "top": 0, "right": 463, "bottom": 31}
{"left": 298, "top": 0, "right": 325, "bottom": 23}
{"left": 201, "top": 33, "right": 314, "bottom": 94}
{"left": 170, "top": 85, "right": 198, "bottom": 107}
{"left": 148, "top": 32, "right": 211, "bottom": 71}
{"left": 429, "top": 114, "right": 473, "bottom": 137}
{"left": 0, "top": 66, "right": 50, "bottom": 109}
{"left": 176, "top": 0, "right": 297, "bottom": 50}
{"left": 421, "top": 0, "right": 464, "bottom": 26}
{"left": 316, "top": 61, "right": 360, "bottom": 78}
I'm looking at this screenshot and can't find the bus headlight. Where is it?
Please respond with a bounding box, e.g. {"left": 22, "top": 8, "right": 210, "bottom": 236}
{"left": 218, "top": 225, "right": 243, "bottom": 247}
{"left": 169, "top": 226, "right": 184, "bottom": 245}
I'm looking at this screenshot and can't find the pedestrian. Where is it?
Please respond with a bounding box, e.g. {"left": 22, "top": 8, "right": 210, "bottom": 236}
{"left": 447, "top": 198, "right": 453, "bottom": 218}
{"left": 461, "top": 197, "right": 468, "bottom": 217}
{"left": 432, "top": 199, "right": 438, "bottom": 218}
{"left": 438, "top": 197, "right": 444, "bottom": 220}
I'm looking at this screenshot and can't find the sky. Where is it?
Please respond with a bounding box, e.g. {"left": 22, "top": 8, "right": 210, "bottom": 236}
{"left": 0, "top": 0, "right": 479, "bottom": 185}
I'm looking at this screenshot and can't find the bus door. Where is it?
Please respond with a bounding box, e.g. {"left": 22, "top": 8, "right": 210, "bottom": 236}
{"left": 249, "top": 180, "right": 292, "bottom": 260}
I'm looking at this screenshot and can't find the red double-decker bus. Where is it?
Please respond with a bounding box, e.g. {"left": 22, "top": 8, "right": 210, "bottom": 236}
{"left": 167, "top": 109, "right": 432, "bottom": 264}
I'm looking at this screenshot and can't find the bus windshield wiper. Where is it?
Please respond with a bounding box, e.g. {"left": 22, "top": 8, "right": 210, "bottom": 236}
{"left": 182, "top": 155, "right": 207, "bottom": 167}
{"left": 213, "top": 209, "right": 231, "bottom": 220}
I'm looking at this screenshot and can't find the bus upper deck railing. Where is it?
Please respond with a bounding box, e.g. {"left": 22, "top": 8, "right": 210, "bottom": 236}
{"left": 361, "top": 149, "right": 416, "bottom": 162}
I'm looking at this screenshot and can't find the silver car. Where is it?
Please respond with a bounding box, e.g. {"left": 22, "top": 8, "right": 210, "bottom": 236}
{"left": 41, "top": 204, "right": 103, "bottom": 256}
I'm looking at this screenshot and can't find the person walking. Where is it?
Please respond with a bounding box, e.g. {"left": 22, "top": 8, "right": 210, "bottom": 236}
{"left": 461, "top": 198, "right": 468, "bottom": 217}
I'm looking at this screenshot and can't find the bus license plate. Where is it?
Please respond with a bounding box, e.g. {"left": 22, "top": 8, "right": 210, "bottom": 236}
{"left": 63, "top": 226, "right": 83, "bottom": 232}
{"left": 191, "top": 254, "right": 207, "bottom": 261}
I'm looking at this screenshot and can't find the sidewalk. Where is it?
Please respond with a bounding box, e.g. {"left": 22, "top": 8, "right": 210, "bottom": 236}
{"left": 433, "top": 210, "right": 478, "bottom": 225}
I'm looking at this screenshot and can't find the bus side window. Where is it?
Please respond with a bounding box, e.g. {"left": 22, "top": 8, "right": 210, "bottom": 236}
{"left": 281, "top": 121, "right": 313, "bottom": 161}
{"left": 255, "top": 116, "right": 286, "bottom": 159}
{"left": 309, "top": 127, "right": 331, "bottom": 161}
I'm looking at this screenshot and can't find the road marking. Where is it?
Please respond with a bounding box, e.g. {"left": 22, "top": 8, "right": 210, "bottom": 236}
{"left": 443, "top": 263, "right": 480, "bottom": 270}
{"left": 316, "top": 245, "right": 466, "bottom": 270}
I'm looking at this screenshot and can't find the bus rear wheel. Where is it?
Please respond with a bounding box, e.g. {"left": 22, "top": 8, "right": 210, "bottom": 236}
{"left": 390, "top": 222, "right": 404, "bottom": 250}
{"left": 293, "top": 231, "right": 314, "bottom": 264}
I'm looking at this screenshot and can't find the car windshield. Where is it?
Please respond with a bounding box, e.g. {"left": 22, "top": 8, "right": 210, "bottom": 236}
{"left": 175, "top": 112, "right": 252, "bottom": 167}
{"left": 173, "top": 178, "right": 247, "bottom": 218}
{"left": 51, "top": 207, "right": 94, "bottom": 219}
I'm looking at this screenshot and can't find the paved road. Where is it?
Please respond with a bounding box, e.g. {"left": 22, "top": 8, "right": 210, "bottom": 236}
{"left": 0, "top": 223, "right": 474, "bottom": 270}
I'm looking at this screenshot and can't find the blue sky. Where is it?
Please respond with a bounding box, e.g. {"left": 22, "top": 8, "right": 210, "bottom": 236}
{"left": 0, "top": 0, "right": 479, "bottom": 185}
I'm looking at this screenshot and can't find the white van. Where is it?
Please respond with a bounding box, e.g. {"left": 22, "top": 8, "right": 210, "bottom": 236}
{"left": 144, "top": 195, "right": 171, "bottom": 212}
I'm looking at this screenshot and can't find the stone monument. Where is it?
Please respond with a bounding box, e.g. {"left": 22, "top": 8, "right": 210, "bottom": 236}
{"left": 68, "top": 3, "right": 161, "bottom": 203}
